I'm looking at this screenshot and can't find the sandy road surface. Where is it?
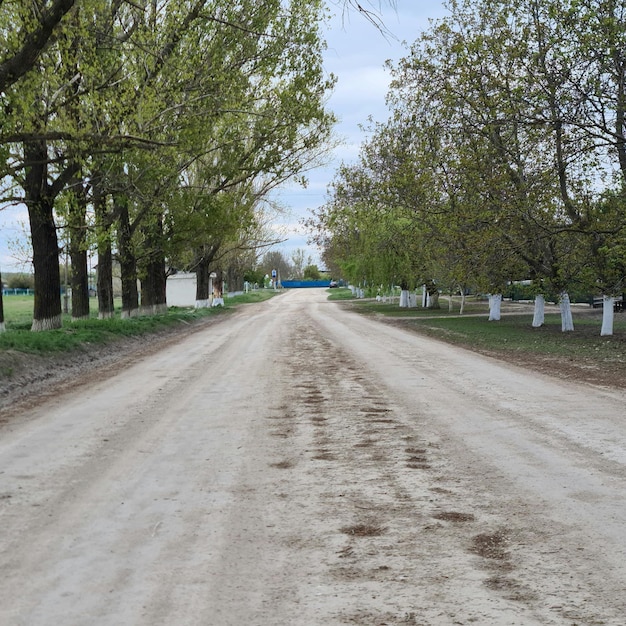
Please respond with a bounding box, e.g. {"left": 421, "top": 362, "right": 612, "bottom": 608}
{"left": 1, "top": 288, "right": 626, "bottom": 626}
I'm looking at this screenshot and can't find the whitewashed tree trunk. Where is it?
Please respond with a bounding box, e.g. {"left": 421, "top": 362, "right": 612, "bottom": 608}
{"left": 559, "top": 292, "right": 574, "bottom": 331}
{"left": 31, "top": 314, "right": 64, "bottom": 331}
{"left": 488, "top": 294, "right": 502, "bottom": 321}
{"left": 408, "top": 293, "right": 417, "bottom": 308}
{"left": 459, "top": 290, "right": 466, "bottom": 315}
{"left": 448, "top": 292, "right": 453, "bottom": 312}
{"left": 601, "top": 296, "right": 615, "bottom": 336}
{"left": 399, "top": 289, "right": 409, "bottom": 307}
{"left": 422, "top": 285, "right": 427, "bottom": 307}
{"left": 0, "top": 322, "right": 5, "bottom": 332}
{"left": 195, "top": 298, "right": 210, "bottom": 308}
{"left": 120, "top": 307, "right": 139, "bottom": 319}
{"left": 139, "top": 303, "right": 167, "bottom": 316}
{"left": 532, "top": 294, "right": 545, "bottom": 328}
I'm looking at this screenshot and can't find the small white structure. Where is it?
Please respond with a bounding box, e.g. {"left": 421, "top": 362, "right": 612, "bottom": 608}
{"left": 166, "top": 272, "right": 219, "bottom": 308}
{"left": 166, "top": 272, "right": 196, "bottom": 307}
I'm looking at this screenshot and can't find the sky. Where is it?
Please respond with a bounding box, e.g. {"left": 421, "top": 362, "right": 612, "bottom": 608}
{"left": 0, "top": 0, "right": 448, "bottom": 274}
{"left": 269, "top": 0, "right": 448, "bottom": 269}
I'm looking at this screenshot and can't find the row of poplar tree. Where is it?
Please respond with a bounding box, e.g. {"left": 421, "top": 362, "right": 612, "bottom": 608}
{"left": 0, "top": 0, "right": 336, "bottom": 330}
{"left": 310, "top": 0, "right": 626, "bottom": 331}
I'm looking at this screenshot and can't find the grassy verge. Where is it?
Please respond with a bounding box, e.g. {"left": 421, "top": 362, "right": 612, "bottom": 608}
{"left": 0, "top": 289, "right": 278, "bottom": 354}
{"left": 227, "top": 290, "right": 279, "bottom": 304}
{"left": 326, "top": 287, "right": 356, "bottom": 301}
{"left": 343, "top": 297, "right": 626, "bottom": 379}
{"left": 349, "top": 298, "right": 491, "bottom": 317}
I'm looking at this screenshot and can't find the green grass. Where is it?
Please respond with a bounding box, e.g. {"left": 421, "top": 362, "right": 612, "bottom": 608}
{"left": 351, "top": 298, "right": 490, "bottom": 317}
{"left": 225, "top": 289, "right": 279, "bottom": 304}
{"left": 2, "top": 295, "right": 34, "bottom": 326}
{"left": 0, "top": 306, "right": 225, "bottom": 353}
{"left": 326, "top": 287, "right": 355, "bottom": 301}
{"left": 345, "top": 297, "right": 626, "bottom": 375}
{"left": 0, "top": 290, "right": 280, "bottom": 354}
{"left": 403, "top": 313, "right": 626, "bottom": 357}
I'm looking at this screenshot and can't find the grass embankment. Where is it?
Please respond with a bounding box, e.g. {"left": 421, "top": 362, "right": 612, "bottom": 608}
{"left": 0, "top": 290, "right": 277, "bottom": 354}
{"left": 343, "top": 293, "right": 626, "bottom": 381}
{"left": 326, "top": 287, "right": 356, "bottom": 301}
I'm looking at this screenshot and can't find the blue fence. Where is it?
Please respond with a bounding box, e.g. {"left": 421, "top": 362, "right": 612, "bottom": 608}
{"left": 2, "top": 288, "right": 34, "bottom": 296}
{"left": 281, "top": 280, "right": 331, "bottom": 289}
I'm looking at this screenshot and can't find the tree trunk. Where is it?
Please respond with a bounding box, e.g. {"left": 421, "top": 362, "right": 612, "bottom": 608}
{"left": 140, "top": 269, "right": 167, "bottom": 315}
{"left": 195, "top": 256, "right": 210, "bottom": 308}
{"left": 227, "top": 264, "right": 244, "bottom": 293}
{"left": 601, "top": 296, "right": 615, "bottom": 337}
{"left": 68, "top": 185, "right": 90, "bottom": 320}
{"left": 140, "top": 254, "right": 167, "bottom": 315}
{"left": 212, "top": 268, "right": 224, "bottom": 306}
{"left": 559, "top": 292, "right": 574, "bottom": 332}
{"left": 139, "top": 217, "right": 167, "bottom": 316}
{"left": 92, "top": 173, "right": 114, "bottom": 319}
{"left": 428, "top": 290, "right": 439, "bottom": 309}
{"left": 425, "top": 280, "right": 440, "bottom": 309}
{"left": 116, "top": 196, "right": 139, "bottom": 318}
{"left": 532, "top": 294, "right": 545, "bottom": 328}
{"left": 399, "top": 289, "right": 410, "bottom": 307}
{"left": 94, "top": 180, "right": 114, "bottom": 319}
{"left": 69, "top": 242, "right": 89, "bottom": 320}
{"left": 25, "top": 140, "right": 62, "bottom": 331}
{"left": 459, "top": 289, "right": 466, "bottom": 315}
{"left": 97, "top": 243, "right": 114, "bottom": 319}
{"left": 488, "top": 293, "right": 502, "bottom": 321}
{"left": 0, "top": 271, "right": 5, "bottom": 332}
{"left": 194, "top": 244, "right": 220, "bottom": 308}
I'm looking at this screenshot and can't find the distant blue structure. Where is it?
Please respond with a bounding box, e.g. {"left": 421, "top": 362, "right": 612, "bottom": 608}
{"left": 2, "top": 288, "right": 34, "bottom": 296}
{"left": 281, "top": 280, "right": 331, "bottom": 288}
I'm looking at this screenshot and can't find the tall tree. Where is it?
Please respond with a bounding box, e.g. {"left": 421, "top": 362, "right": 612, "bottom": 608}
{"left": 0, "top": 0, "right": 76, "bottom": 92}
{"left": 1, "top": 0, "right": 336, "bottom": 328}
{"left": 262, "top": 251, "right": 292, "bottom": 283}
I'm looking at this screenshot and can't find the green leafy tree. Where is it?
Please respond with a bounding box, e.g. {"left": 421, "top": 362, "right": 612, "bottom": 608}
{"left": 303, "top": 264, "right": 321, "bottom": 280}
{"left": 0, "top": 0, "right": 76, "bottom": 92}
{"left": 0, "top": 0, "right": 335, "bottom": 328}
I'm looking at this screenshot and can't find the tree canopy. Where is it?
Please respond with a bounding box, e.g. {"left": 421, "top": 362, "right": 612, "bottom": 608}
{"left": 1, "top": 0, "right": 336, "bottom": 329}
{"left": 310, "top": 0, "right": 626, "bottom": 318}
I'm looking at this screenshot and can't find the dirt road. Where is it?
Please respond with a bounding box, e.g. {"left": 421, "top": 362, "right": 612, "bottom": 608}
{"left": 1, "top": 288, "right": 626, "bottom": 625}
